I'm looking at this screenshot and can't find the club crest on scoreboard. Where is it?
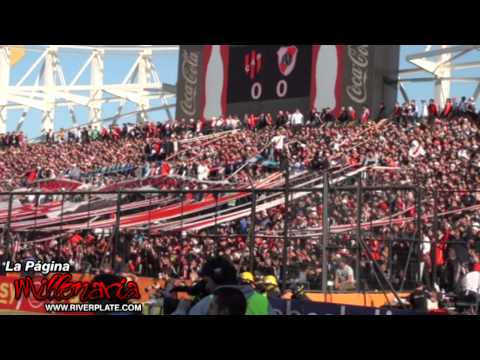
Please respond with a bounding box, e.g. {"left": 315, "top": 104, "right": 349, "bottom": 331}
{"left": 277, "top": 46, "right": 298, "bottom": 77}
{"left": 244, "top": 50, "right": 263, "bottom": 80}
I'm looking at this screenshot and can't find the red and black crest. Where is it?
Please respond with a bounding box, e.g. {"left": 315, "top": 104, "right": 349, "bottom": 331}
{"left": 244, "top": 50, "right": 263, "bottom": 80}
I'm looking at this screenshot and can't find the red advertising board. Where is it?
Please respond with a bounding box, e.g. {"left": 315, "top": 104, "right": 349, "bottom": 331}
{"left": 0, "top": 273, "right": 159, "bottom": 315}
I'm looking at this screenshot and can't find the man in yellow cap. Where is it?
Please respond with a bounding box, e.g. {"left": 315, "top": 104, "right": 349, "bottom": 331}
{"left": 240, "top": 272, "right": 256, "bottom": 287}
{"left": 257, "top": 275, "right": 281, "bottom": 297}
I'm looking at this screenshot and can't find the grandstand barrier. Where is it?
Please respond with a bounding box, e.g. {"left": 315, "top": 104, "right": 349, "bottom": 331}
{"left": 2, "top": 184, "right": 477, "bottom": 306}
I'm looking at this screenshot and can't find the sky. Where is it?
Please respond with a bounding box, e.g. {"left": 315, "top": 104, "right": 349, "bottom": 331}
{"left": 5, "top": 45, "right": 480, "bottom": 139}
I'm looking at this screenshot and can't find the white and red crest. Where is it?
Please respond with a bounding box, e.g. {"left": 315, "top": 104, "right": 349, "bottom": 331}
{"left": 277, "top": 46, "right": 298, "bottom": 77}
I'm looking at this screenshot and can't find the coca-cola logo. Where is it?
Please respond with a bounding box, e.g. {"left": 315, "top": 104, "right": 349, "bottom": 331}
{"left": 346, "top": 45, "right": 369, "bottom": 104}
{"left": 180, "top": 50, "right": 200, "bottom": 117}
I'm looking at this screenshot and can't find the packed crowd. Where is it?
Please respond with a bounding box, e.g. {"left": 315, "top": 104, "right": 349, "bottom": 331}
{"left": 1, "top": 95, "right": 480, "bottom": 300}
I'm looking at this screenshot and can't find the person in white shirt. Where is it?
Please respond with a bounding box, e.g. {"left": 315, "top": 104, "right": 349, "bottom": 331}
{"left": 457, "top": 263, "right": 480, "bottom": 313}
{"left": 270, "top": 129, "right": 287, "bottom": 161}
{"left": 225, "top": 116, "right": 233, "bottom": 130}
{"left": 409, "top": 140, "right": 426, "bottom": 158}
{"left": 72, "top": 127, "right": 80, "bottom": 143}
{"left": 271, "top": 133, "right": 286, "bottom": 151}
{"left": 421, "top": 100, "right": 429, "bottom": 119}
{"left": 291, "top": 109, "right": 304, "bottom": 133}
{"left": 420, "top": 233, "right": 431, "bottom": 282}
{"left": 197, "top": 162, "right": 210, "bottom": 181}
{"left": 231, "top": 117, "right": 240, "bottom": 129}
{"left": 457, "top": 148, "right": 469, "bottom": 160}
{"left": 460, "top": 263, "right": 480, "bottom": 296}
{"left": 335, "top": 258, "right": 355, "bottom": 290}
{"left": 211, "top": 117, "right": 221, "bottom": 132}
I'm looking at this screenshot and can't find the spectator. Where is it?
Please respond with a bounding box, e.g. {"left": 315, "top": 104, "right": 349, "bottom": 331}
{"left": 441, "top": 98, "right": 453, "bottom": 118}
{"left": 466, "top": 97, "right": 477, "bottom": 120}
{"left": 458, "top": 262, "right": 480, "bottom": 300}
{"left": 360, "top": 106, "right": 370, "bottom": 124}
{"left": 442, "top": 247, "right": 464, "bottom": 293}
{"left": 321, "top": 107, "right": 336, "bottom": 124}
{"left": 3, "top": 100, "right": 480, "bottom": 300}
{"left": 420, "top": 100, "right": 428, "bottom": 119}
{"left": 457, "top": 96, "right": 467, "bottom": 116}
{"left": 261, "top": 275, "right": 281, "bottom": 297}
{"left": 291, "top": 109, "right": 304, "bottom": 133}
{"left": 376, "top": 102, "right": 386, "bottom": 121}
{"left": 347, "top": 106, "right": 356, "bottom": 124}
{"left": 428, "top": 98, "right": 439, "bottom": 119}
{"left": 410, "top": 100, "right": 418, "bottom": 120}
{"left": 335, "top": 258, "right": 355, "bottom": 290}
{"left": 273, "top": 111, "right": 283, "bottom": 128}
{"left": 338, "top": 106, "right": 349, "bottom": 125}
{"left": 309, "top": 108, "right": 321, "bottom": 127}
{"left": 392, "top": 102, "right": 402, "bottom": 123}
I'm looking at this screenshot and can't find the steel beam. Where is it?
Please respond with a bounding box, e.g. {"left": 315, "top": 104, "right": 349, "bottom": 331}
{"left": 40, "top": 46, "right": 57, "bottom": 133}
{"left": 0, "top": 47, "right": 10, "bottom": 133}
{"left": 406, "top": 45, "right": 479, "bottom": 61}
{"left": 90, "top": 49, "right": 104, "bottom": 129}
{"left": 3, "top": 45, "right": 178, "bottom": 133}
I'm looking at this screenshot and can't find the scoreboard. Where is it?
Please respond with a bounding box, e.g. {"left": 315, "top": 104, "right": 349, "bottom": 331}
{"left": 227, "top": 45, "right": 312, "bottom": 104}
{"left": 176, "top": 45, "right": 400, "bottom": 121}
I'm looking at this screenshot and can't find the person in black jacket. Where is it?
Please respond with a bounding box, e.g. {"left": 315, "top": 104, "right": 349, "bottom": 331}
{"left": 408, "top": 282, "right": 430, "bottom": 313}
{"left": 0, "top": 246, "right": 7, "bottom": 276}
{"left": 466, "top": 97, "right": 477, "bottom": 121}
{"left": 257, "top": 113, "right": 267, "bottom": 130}
{"left": 392, "top": 102, "right": 402, "bottom": 124}
{"left": 310, "top": 150, "right": 329, "bottom": 172}
{"left": 163, "top": 140, "right": 174, "bottom": 157}
{"left": 322, "top": 107, "right": 336, "bottom": 125}
{"left": 81, "top": 127, "right": 90, "bottom": 144}
{"left": 144, "top": 142, "right": 152, "bottom": 161}
{"left": 338, "top": 107, "right": 349, "bottom": 125}
{"left": 376, "top": 102, "right": 386, "bottom": 121}
{"left": 122, "top": 123, "right": 128, "bottom": 138}
{"left": 275, "top": 111, "right": 287, "bottom": 129}
{"left": 309, "top": 108, "right": 321, "bottom": 127}
{"left": 442, "top": 247, "right": 465, "bottom": 293}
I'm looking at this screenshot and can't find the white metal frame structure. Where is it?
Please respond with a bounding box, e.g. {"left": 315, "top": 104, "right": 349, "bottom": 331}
{"left": 0, "top": 45, "right": 179, "bottom": 134}
{"left": 398, "top": 45, "right": 480, "bottom": 107}
{"left": 5, "top": 45, "right": 479, "bottom": 136}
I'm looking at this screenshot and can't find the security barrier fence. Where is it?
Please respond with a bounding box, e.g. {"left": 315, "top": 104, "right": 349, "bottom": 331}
{"left": 1, "top": 177, "right": 478, "bottom": 299}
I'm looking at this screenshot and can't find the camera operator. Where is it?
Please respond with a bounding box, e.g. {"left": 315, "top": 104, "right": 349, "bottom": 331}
{"left": 171, "top": 256, "right": 273, "bottom": 315}
{"left": 288, "top": 283, "right": 307, "bottom": 301}
{"left": 207, "top": 287, "right": 247, "bottom": 315}
{"left": 408, "top": 282, "right": 430, "bottom": 313}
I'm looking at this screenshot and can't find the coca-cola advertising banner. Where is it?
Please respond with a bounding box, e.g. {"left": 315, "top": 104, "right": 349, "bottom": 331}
{"left": 175, "top": 45, "right": 204, "bottom": 120}
{"left": 341, "top": 45, "right": 400, "bottom": 118}
{"left": 176, "top": 45, "right": 400, "bottom": 120}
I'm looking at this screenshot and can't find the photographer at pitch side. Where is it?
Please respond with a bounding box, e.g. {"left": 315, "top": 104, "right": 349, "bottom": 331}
{"left": 171, "top": 256, "right": 274, "bottom": 315}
